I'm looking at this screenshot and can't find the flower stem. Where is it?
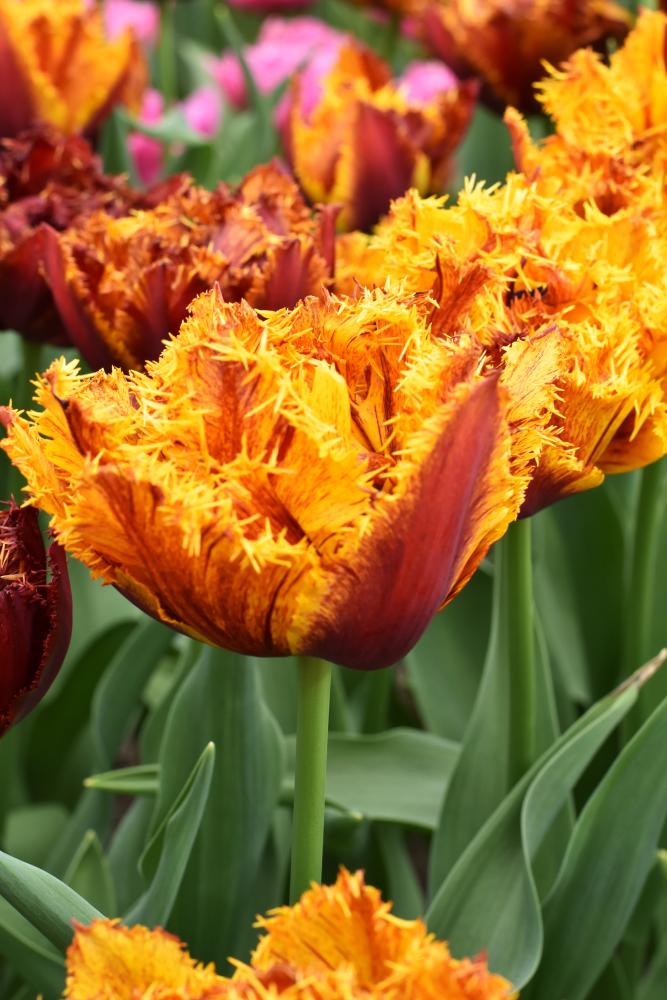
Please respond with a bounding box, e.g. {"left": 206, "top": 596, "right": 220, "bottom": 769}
{"left": 289, "top": 656, "right": 332, "bottom": 902}
{"left": 623, "top": 459, "right": 666, "bottom": 677}
{"left": 504, "top": 517, "right": 536, "bottom": 784}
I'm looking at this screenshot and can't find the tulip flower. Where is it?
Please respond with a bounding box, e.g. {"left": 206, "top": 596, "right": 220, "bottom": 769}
{"left": 40, "top": 163, "right": 337, "bottom": 371}
{"left": 0, "top": 126, "right": 179, "bottom": 344}
{"left": 420, "top": 0, "right": 630, "bottom": 111}
{"left": 65, "top": 870, "right": 516, "bottom": 998}
{"left": 334, "top": 180, "right": 667, "bottom": 514}
{"left": 0, "top": 505, "right": 71, "bottom": 736}
{"left": 0, "top": 0, "right": 146, "bottom": 139}
{"left": 0, "top": 127, "right": 137, "bottom": 343}
{"left": 0, "top": 283, "right": 534, "bottom": 670}
{"left": 102, "top": 0, "right": 160, "bottom": 46}
{"left": 505, "top": 9, "right": 667, "bottom": 213}
{"left": 284, "top": 43, "right": 476, "bottom": 231}
{"left": 211, "top": 16, "right": 346, "bottom": 119}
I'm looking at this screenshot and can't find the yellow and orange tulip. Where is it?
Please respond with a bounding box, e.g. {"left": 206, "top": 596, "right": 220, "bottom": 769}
{"left": 65, "top": 870, "right": 516, "bottom": 999}
{"left": 0, "top": 284, "right": 532, "bottom": 670}
{"left": 285, "top": 44, "right": 476, "bottom": 232}
{"left": 0, "top": 0, "right": 145, "bottom": 138}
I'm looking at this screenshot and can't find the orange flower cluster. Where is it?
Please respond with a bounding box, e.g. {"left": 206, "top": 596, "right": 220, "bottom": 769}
{"left": 0, "top": 0, "right": 145, "bottom": 138}
{"left": 285, "top": 43, "right": 477, "bottom": 231}
{"left": 42, "top": 163, "right": 338, "bottom": 370}
{"left": 65, "top": 870, "right": 515, "bottom": 999}
{"left": 337, "top": 11, "right": 667, "bottom": 514}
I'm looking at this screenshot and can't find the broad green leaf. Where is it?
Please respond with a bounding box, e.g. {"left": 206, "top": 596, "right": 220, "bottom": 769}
{"left": 526, "top": 689, "right": 667, "bottom": 1000}
{"left": 64, "top": 832, "right": 116, "bottom": 916}
{"left": 256, "top": 656, "right": 299, "bottom": 735}
{"left": 429, "top": 529, "right": 560, "bottom": 893}
{"left": 120, "top": 107, "right": 210, "bottom": 146}
{"left": 405, "top": 570, "right": 491, "bottom": 741}
{"left": 85, "top": 765, "right": 159, "bottom": 797}
{"left": 153, "top": 646, "right": 284, "bottom": 969}
{"left": 0, "top": 851, "right": 102, "bottom": 953}
{"left": 0, "top": 898, "right": 63, "bottom": 997}
{"left": 125, "top": 743, "right": 215, "bottom": 928}
{"left": 3, "top": 805, "right": 69, "bottom": 869}
{"left": 25, "top": 621, "right": 134, "bottom": 804}
{"left": 427, "top": 663, "right": 647, "bottom": 988}
{"left": 46, "top": 619, "right": 175, "bottom": 876}
{"left": 284, "top": 729, "right": 458, "bottom": 829}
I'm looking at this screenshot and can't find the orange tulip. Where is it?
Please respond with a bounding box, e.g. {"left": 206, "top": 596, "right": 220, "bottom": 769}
{"left": 42, "top": 164, "right": 338, "bottom": 370}
{"left": 335, "top": 178, "right": 667, "bottom": 514}
{"left": 0, "top": 284, "right": 533, "bottom": 670}
{"left": 0, "top": 0, "right": 145, "bottom": 138}
{"left": 65, "top": 871, "right": 516, "bottom": 999}
{"left": 284, "top": 43, "right": 476, "bottom": 231}
{"left": 420, "top": 0, "right": 629, "bottom": 111}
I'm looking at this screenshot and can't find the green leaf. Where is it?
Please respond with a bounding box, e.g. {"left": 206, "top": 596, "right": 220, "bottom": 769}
{"left": 284, "top": 729, "right": 458, "bottom": 829}
{"left": 0, "top": 851, "right": 102, "bottom": 953}
{"left": 0, "top": 898, "right": 64, "bottom": 997}
{"left": 84, "top": 765, "right": 159, "bottom": 797}
{"left": 120, "top": 107, "right": 210, "bottom": 147}
{"left": 64, "top": 832, "right": 116, "bottom": 916}
{"left": 526, "top": 687, "right": 667, "bottom": 1000}
{"left": 46, "top": 619, "right": 175, "bottom": 876}
{"left": 375, "top": 825, "right": 424, "bottom": 919}
{"left": 429, "top": 532, "right": 560, "bottom": 893}
{"left": 405, "top": 571, "right": 491, "bottom": 741}
{"left": 152, "top": 645, "right": 284, "bottom": 969}
{"left": 426, "top": 662, "right": 649, "bottom": 988}
{"left": 3, "top": 805, "right": 69, "bottom": 869}
{"left": 124, "top": 743, "right": 215, "bottom": 929}
{"left": 107, "top": 799, "right": 154, "bottom": 916}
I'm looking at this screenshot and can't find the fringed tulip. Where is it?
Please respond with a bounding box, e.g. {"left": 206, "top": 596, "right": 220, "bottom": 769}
{"left": 420, "top": 0, "right": 629, "bottom": 111}
{"left": 0, "top": 284, "right": 537, "bottom": 670}
{"left": 65, "top": 870, "right": 516, "bottom": 998}
{"left": 0, "top": 126, "right": 177, "bottom": 343}
{"left": 0, "top": 0, "right": 146, "bottom": 138}
{"left": 284, "top": 44, "right": 476, "bottom": 231}
{"left": 40, "top": 164, "right": 337, "bottom": 370}
{"left": 0, "top": 505, "right": 71, "bottom": 736}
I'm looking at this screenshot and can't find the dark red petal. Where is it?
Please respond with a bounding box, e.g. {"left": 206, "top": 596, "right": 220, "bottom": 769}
{"left": 347, "top": 103, "right": 417, "bottom": 232}
{"left": 0, "top": 226, "right": 68, "bottom": 342}
{"left": 307, "top": 374, "right": 505, "bottom": 670}
{"left": 0, "top": 21, "right": 35, "bottom": 138}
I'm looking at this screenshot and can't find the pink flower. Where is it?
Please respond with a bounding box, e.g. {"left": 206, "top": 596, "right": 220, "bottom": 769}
{"left": 180, "top": 86, "right": 222, "bottom": 138}
{"left": 227, "top": 0, "right": 310, "bottom": 9}
{"left": 398, "top": 60, "right": 459, "bottom": 103}
{"left": 211, "top": 17, "right": 346, "bottom": 111}
{"left": 103, "top": 0, "right": 160, "bottom": 45}
{"left": 128, "top": 88, "right": 164, "bottom": 184}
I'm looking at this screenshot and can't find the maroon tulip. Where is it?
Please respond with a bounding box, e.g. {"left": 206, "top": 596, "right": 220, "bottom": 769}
{"left": 0, "top": 505, "right": 72, "bottom": 735}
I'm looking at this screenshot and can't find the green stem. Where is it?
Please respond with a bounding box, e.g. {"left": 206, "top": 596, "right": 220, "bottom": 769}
{"left": 504, "top": 518, "right": 536, "bottom": 784}
{"left": 158, "top": 0, "right": 177, "bottom": 105}
{"left": 289, "top": 656, "right": 332, "bottom": 902}
{"left": 623, "top": 460, "right": 666, "bottom": 676}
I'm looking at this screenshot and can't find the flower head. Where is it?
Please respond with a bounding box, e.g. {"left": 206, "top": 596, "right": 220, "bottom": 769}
{"left": 41, "top": 163, "right": 337, "bottom": 370}
{"left": 505, "top": 10, "right": 667, "bottom": 212}
{"left": 0, "top": 504, "right": 71, "bottom": 736}
{"left": 335, "top": 179, "right": 667, "bottom": 513}
{"left": 1, "top": 283, "right": 529, "bottom": 670}
{"left": 284, "top": 43, "right": 476, "bottom": 231}
{"left": 64, "top": 871, "right": 515, "bottom": 998}
{"left": 0, "top": 0, "right": 146, "bottom": 138}
{"left": 0, "top": 126, "right": 136, "bottom": 343}
{"left": 102, "top": 0, "right": 160, "bottom": 46}
{"left": 420, "top": 0, "right": 630, "bottom": 110}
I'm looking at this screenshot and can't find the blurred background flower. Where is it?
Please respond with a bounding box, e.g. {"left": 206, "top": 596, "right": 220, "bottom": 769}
{"left": 0, "top": 0, "right": 146, "bottom": 138}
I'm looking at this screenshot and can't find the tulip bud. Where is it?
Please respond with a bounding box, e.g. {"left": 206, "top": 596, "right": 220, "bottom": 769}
{"left": 0, "top": 505, "right": 72, "bottom": 735}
